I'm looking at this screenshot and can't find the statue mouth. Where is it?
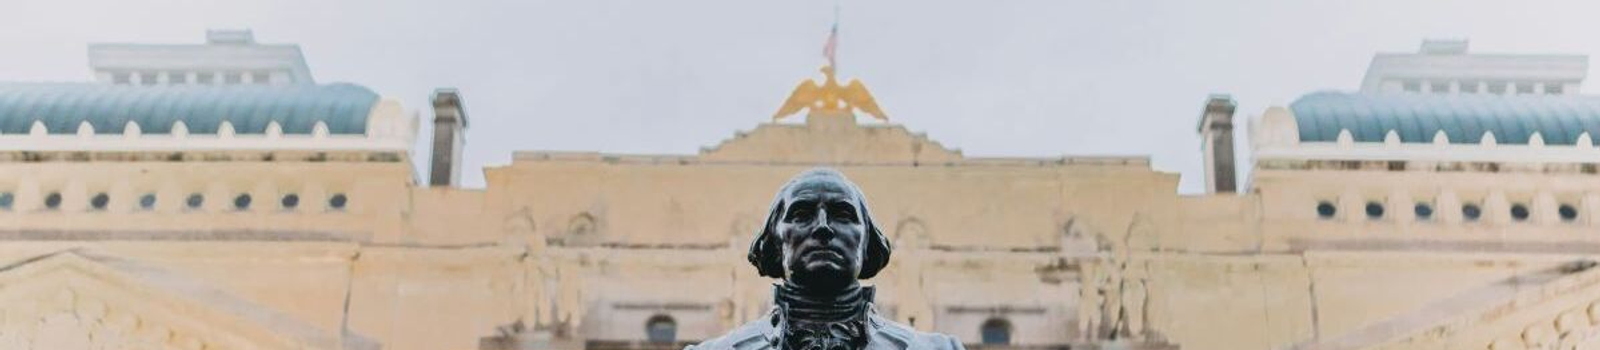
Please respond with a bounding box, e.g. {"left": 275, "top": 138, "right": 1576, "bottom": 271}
{"left": 800, "top": 247, "right": 847, "bottom": 262}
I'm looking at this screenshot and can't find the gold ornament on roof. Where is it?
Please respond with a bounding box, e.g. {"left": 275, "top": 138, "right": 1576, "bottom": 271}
{"left": 773, "top": 65, "right": 887, "bottom": 121}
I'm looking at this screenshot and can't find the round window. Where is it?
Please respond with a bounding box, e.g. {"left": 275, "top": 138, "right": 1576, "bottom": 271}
{"left": 328, "top": 194, "right": 348, "bottom": 210}
{"left": 1365, "top": 202, "right": 1385, "bottom": 219}
{"left": 1316, "top": 201, "right": 1337, "bottom": 219}
{"left": 1559, "top": 204, "right": 1579, "bottom": 222}
{"left": 90, "top": 193, "right": 109, "bottom": 210}
{"left": 1510, "top": 204, "right": 1530, "bottom": 222}
{"left": 281, "top": 194, "right": 300, "bottom": 209}
{"left": 185, "top": 193, "right": 205, "bottom": 209}
{"left": 1462, "top": 204, "right": 1483, "bottom": 221}
{"left": 44, "top": 192, "right": 62, "bottom": 210}
{"left": 1414, "top": 203, "right": 1434, "bottom": 220}
{"left": 139, "top": 194, "right": 157, "bottom": 210}
{"left": 234, "top": 194, "right": 252, "bottom": 211}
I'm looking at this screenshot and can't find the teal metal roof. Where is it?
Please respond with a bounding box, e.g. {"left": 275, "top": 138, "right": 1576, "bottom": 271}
{"left": 1291, "top": 92, "right": 1600, "bottom": 145}
{"left": 0, "top": 83, "right": 378, "bottom": 135}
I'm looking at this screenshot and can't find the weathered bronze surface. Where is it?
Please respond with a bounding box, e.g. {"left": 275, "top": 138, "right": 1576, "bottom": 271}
{"left": 687, "top": 168, "right": 963, "bottom": 350}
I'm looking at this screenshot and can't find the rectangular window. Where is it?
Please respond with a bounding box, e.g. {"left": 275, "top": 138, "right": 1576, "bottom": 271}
{"left": 197, "top": 72, "right": 215, "bottom": 85}
{"left": 1488, "top": 82, "right": 1507, "bottom": 94}
{"left": 139, "top": 72, "right": 158, "bottom": 85}
{"left": 250, "top": 71, "right": 270, "bottom": 85}
{"left": 1402, "top": 80, "right": 1421, "bottom": 93}
{"left": 167, "top": 71, "right": 187, "bottom": 85}
{"left": 1547, "top": 83, "right": 1565, "bottom": 95}
{"left": 1516, "top": 83, "right": 1534, "bottom": 94}
{"left": 1430, "top": 81, "right": 1449, "bottom": 94}
{"left": 1460, "top": 81, "right": 1480, "bottom": 94}
{"left": 224, "top": 72, "right": 243, "bottom": 84}
{"left": 111, "top": 72, "right": 130, "bottom": 85}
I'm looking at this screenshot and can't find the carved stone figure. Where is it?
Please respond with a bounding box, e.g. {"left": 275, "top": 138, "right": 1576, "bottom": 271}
{"left": 688, "top": 168, "right": 964, "bottom": 350}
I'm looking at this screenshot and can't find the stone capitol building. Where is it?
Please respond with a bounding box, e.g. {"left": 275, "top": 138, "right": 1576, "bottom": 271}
{"left": 2, "top": 31, "right": 1600, "bottom": 350}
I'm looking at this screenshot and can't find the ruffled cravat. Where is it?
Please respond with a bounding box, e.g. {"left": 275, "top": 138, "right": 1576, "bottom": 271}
{"left": 770, "top": 283, "right": 875, "bottom": 350}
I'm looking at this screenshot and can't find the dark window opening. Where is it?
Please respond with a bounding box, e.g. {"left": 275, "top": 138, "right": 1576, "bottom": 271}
{"left": 329, "top": 194, "right": 348, "bottom": 210}
{"left": 90, "top": 193, "right": 109, "bottom": 211}
{"left": 1414, "top": 203, "right": 1434, "bottom": 221}
{"left": 1365, "top": 202, "right": 1385, "bottom": 219}
{"left": 281, "top": 194, "right": 300, "bottom": 209}
{"left": 186, "top": 193, "right": 205, "bottom": 210}
{"left": 1463, "top": 204, "right": 1483, "bottom": 221}
{"left": 44, "top": 192, "right": 62, "bottom": 210}
{"left": 1316, "top": 201, "right": 1337, "bottom": 219}
{"left": 139, "top": 194, "right": 157, "bottom": 210}
{"left": 1559, "top": 204, "right": 1580, "bottom": 222}
{"left": 980, "top": 318, "right": 1012, "bottom": 345}
{"left": 234, "top": 194, "right": 252, "bottom": 211}
{"left": 0, "top": 192, "right": 12, "bottom": 210}
{"left": 1510, "top": 204, "right": 1530, "bottom": 222}
{"left": 645, "top": 315, "right": 677, "bottom": 343}
{"left": 1516, "top": 83, "right": 1534, "bottom": 94}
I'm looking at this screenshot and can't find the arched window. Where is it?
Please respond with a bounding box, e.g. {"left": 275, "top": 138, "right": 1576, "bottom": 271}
{"left": 645, "top": 314, "right": 677, "bottom": 343}
{"left": 980, "top": 318, "right": 1012, "bottom": 345}
{"left": 569, "top": 213, "right": 596, "bottom": 235}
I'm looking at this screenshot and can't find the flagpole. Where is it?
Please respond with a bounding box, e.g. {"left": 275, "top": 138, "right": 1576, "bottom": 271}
{"left": 832, "top": 1, "right": 841, "bottom": 72}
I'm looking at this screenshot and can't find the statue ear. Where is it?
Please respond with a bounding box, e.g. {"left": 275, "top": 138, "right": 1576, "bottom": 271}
{"left": 747, "top": 197, "right": 787, "bottom": 278}
{"left": 857, "top": 203, "right": 892, "bottom": 280}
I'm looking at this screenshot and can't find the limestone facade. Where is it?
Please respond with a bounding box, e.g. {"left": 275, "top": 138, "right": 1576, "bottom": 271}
{"left": 5, "top": 36, "right": 1600, "bottom": 350}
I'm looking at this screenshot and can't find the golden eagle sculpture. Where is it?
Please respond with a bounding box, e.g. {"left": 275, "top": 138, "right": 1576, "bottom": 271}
{"left": 773, "top": 65, "right": 888, "bottom": 121}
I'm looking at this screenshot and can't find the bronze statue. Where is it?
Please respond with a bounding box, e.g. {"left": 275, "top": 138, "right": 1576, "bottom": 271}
{"left": 689, "top": 169, "right": 964, "bottom": 350}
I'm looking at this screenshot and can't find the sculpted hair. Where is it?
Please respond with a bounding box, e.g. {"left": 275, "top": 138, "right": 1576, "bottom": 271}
{"left": 748, "top": 168, "right": 893, "bottom": 279}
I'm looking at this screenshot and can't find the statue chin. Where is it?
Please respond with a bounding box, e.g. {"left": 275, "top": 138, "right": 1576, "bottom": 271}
{"left": 789, "top": 266, "right": 855, "bottom": 290}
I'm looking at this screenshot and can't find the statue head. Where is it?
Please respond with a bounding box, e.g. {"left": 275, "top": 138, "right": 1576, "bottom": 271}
{"left": 749, "top": 168, "right": 891, "bottom": 291}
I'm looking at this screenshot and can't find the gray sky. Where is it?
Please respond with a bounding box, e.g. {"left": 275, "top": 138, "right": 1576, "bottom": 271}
{"left": 3, "top": 1, "right": 1599, "bottom": 192}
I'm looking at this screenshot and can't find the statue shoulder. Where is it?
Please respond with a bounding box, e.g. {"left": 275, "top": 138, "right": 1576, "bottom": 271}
{"left": 686, "top": 317, "right": 774, "bottom": 350}
{"left": 868, "top": 315, "right": 966, "bottom": 350}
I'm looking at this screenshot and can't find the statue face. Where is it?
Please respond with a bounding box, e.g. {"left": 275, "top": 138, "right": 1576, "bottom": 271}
{"left": 774, "top": 177, "right": 867, "bottom": 290}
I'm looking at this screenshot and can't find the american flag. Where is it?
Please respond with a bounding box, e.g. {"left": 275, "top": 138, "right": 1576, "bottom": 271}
{"left": 822, "top": 23, "right": 838, "bottom": 68}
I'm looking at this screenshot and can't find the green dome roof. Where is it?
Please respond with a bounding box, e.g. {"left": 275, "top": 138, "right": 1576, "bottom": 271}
{"left": 0, "top": 83, "right": 379, "bottom": 135}
{"left": 1291, "top": 92, "right": 1600, "bottom": 145}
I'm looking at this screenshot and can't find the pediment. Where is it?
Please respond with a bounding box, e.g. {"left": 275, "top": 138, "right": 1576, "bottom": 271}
{"left": 0, "top": 250, "right": 378, "bottom": 350}
{"left": 698, "top": 112, "right": 963, "bottom": 165}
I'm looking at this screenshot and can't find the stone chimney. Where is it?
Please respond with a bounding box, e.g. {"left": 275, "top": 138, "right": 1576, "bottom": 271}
{"left": 1198, "top": 94, "right": 1237, "bottom": 193}
{"left": 430, "top": 89, "right": 468, "bottom": 187}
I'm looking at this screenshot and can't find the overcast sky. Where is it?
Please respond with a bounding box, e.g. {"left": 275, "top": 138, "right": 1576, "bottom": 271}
{"left": 3, "top": 1, "right": 1599, "bottom": 192}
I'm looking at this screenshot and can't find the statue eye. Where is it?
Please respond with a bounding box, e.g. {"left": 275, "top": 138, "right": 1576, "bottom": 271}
{"left": 827, "top": 202, "right": 859, "bottom": 224}
{"left": 785, "top": 201, "right": 818, "bottom": 223}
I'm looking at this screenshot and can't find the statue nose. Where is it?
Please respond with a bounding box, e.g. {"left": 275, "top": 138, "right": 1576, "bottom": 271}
{"left": 812, "top": 209, "right": 835, "bottom": 239}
